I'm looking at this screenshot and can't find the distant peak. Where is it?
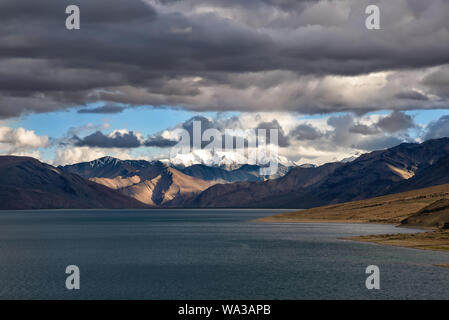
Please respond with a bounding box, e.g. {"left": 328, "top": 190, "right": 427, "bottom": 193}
{"left": 89, "top": 156, "right": 121, "bottom": 168}
{"left": 99, "top": 156, "right": 118, "bottom": 161}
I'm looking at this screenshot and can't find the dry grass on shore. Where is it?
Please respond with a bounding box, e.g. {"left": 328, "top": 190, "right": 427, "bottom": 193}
{"left": 258, "top": 183, "right": 449, "bottom": 225}
{"left": 342, "top": 230, "right": 449, "bottom": 252}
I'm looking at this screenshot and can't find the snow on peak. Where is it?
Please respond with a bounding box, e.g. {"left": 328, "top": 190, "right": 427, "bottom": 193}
{"left": 340, "top": 152, "right": 363, "bottom": 163}
{"left": 160, "top": 149, "right": 292, "bottom": 170}
{"left": 89, "top": 156, "right": 121, "bottom": 168}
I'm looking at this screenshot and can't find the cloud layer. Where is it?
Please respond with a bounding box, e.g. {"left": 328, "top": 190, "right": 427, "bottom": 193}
{"left": 0, "top": 0, "right": 448, "bottom": 117}
{"left": 55, "top": 111, "right": 440, "bottom": 164}
{"left": 3, "top": 110, "right": 449, "bottom": 166}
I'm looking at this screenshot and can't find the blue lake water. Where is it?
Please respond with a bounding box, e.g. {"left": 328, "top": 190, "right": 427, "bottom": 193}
{"left": 0, "top": 209, "right": 448, "bottom": 300}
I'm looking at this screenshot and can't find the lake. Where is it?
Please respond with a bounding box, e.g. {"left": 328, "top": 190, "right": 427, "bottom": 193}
{"left": 0, "top": 209, "right": 448, "bottom": 299}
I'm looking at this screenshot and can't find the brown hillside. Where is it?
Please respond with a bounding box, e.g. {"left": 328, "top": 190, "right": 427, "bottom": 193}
{"left": 259, "top": 183, "right": 449, "bottom": 224}
{"left": 401, "top": 199, "right": 449, "bottom": 229}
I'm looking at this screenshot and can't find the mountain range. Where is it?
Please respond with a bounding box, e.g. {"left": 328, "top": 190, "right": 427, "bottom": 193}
{"left": 60, "top": 157, "right": 216, "bottom": 206}
{"left": 59, "top": 156, "right": 290, "bottom": 206}
{"left": 1, "top": 137, "right": 449, "bottom": 210}
{"left": 184, "top": 138, "right": 449, "bottom": 208}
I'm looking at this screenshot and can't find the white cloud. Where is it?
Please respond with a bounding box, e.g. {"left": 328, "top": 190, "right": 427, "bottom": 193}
{"left": 8, "top": 150, "right": 43, "bottom": 159}
{"left": 53, "top": 147, "right": 134, "bottom": 166}
{"left": 0, "top": 127, "right": 49, "bottom": 152}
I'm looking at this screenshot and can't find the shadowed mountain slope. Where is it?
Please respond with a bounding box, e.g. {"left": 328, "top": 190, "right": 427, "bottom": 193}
{"left": 0, "top": 156, "right": 148, "bottom": 209}
{"left": 179, "top": 162, "right": 343, "bottom": 208}
{"left": 391, "top": 154, "right": 449, "bottom": 193}
{"left": 179, "top": 163, "right": 291, "bottom": 182}
{"left": 401, "top": 199, "right": 449, "bottom": 229}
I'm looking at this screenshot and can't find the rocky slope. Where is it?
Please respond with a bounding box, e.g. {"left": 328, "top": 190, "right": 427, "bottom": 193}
{"left": 61, "top": 157, "right": 216, "bottom": 206}
{"left": 392, "top": 154, "right": 449, "bottom": 193}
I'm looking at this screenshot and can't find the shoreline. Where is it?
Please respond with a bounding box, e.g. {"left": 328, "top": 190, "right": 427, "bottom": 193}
{"left": 256, "top": 183, "right": 449, "bottom": 257}
{"left": 340, "top": 229, "right": 449, "bottom": 253}
{"left": 257, "top": 216, "right": 449, "bottom": 260}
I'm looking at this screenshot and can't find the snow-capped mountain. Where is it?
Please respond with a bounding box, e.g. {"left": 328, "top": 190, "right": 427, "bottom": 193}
{"left": 58, "top": 153, "right": 292, "bottom": 206}
{"left": 88, "top": 156, "right": 121, "bottom": 168}
{"left": 292, "top": 162, "right": 317, "bottom": 169}
{"left": 160, "top": 149, "right": 293, "bottom": 170}
{"left": 340, "top": 153, "right": 363, "bottom": 163}
{"left": 61, "top": 156, "right": 160, "bottom": 179}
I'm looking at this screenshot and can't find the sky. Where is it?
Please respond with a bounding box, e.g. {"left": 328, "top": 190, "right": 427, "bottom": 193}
{"left": 1, "top": 0, "right": 449, "bottom": 166}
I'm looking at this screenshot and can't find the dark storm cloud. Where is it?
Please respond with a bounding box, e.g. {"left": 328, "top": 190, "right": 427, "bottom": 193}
{"left": 349, "top": 124, "right": 379, "bottom": 135}
{"left": 290, "top": 124, "right": 323, "bottom": 140}
{"left": 67, "top": 115, "right": 254, "bottom": 150}
{"left": 395, "top": 90, "right": 429, "bottom": 101}
{"left": 0, "top": 0, "right": 155, "bottom": 22}
{"left": 423, "top": 67, "right": 449, "bottom": 99}
{"left": 352, "top": 136, "right": 405, "bottom": 151}
{"left": 307, "top": 112, "right": 417, "bottom": 152}
{"left": 77, "top": 104, "right": 126, "bottom": 114}
{"left": 348, "top": 111, "right": 416, "bottom": 136}
{"left": 71, "top": 128, "right": 179, "bottom": 149}
{"left": 1, "top": 0, "right": 449, "bottom": 117}
{"left": 179, "top": 116, "right": 249, "bottom": 149}
{"left": 376, "top": 111, "right": 416, "bottom": 133}
{"left": 256, "top": 120, "right": 290, "bottom": 147}
{"left": 74, "top": 131, "right": 141, "bottom": 148}
{"left": 143, "top": 136, "right": 179, "bottom": 148}
{"left": 424, "top": 115, "right": 449, "bottom": 140}
{"left": 145, "top": 116, "right": 289, "bottom": 149}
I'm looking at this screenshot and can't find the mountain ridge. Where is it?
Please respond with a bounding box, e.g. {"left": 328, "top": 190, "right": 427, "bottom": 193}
{"left": 182, "top": 138, "right": 449, "bottom": 208}
{"left": 60, "top": 158, "right": 217, "bottom": 206}
{"left": 0, "top": 156, "right": 148, "bottom": 210}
